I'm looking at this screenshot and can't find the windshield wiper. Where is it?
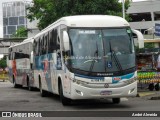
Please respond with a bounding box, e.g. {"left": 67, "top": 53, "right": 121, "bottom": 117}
{"left": 88, "top": 41, "right": 99, "bottom": 75}
{"left": 109, "top": 41, "right": 123, "bottom": 72}
{"left": 112, "top": 52, "right": 123, "bottom": 72}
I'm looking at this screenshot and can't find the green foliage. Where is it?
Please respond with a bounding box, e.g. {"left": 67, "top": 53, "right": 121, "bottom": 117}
{"left": 144, "top": 43, "right": 155, "bottom": 48}
{"left": 27, "top": 0, "right": 130, "bottom": 30}
{"left": 0, "top": 56, "right": 7, "bottom": 69}
{"left": 135, "top": 43, "right": 155, "bottom": 53}
{"left": 13, "top": 27, "right": 27, "bottom": 38}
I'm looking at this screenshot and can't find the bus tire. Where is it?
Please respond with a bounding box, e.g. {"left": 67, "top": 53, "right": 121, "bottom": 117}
{"left": 112, "top": 98, "right": 120, "bottom": 104}
{"left": 148, "top": 83, "right": 154, "bottom": 91}
{"left": 39, "top": 80, "right": 47, "bottom": 97}
{"left": 155, "top": 83, "right": 159, "bottom": 91}
{"left": 59, "top": 82, "right": 71, "bottom": 106}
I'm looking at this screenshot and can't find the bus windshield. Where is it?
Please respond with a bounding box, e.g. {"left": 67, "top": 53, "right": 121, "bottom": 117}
{"left": 68, "top": 28, "right": 135, "bottom": 74}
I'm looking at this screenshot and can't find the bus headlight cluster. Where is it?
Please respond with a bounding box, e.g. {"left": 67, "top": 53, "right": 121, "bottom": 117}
{"left": 72, "top": 79, "right": 88, "bottom": 85}
{"left": 123, "top": 77, "right": 137, "bottom": 85}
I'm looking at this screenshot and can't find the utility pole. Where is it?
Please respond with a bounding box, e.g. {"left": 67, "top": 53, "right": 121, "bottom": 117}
{"left": 122, "top": 0, "right": 125, "bottom": 19}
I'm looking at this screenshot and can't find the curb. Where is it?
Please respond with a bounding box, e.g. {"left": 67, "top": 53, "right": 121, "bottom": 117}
{"left": 137, "top": 92, "right": 156, "bottom": 97}
{"left": 150, "top": 96, "right": 160, "bottom": 100}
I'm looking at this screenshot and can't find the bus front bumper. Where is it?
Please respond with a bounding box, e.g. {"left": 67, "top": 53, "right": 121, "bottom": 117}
{"left": 70, "top": 81, "right": 137, "bottom": 100}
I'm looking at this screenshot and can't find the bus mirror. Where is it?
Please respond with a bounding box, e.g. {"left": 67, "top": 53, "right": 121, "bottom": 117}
{"left": 132, "top": 29, "right": 144, "bottom": 48}
{"left": 63, "top": 31, "right": 70, "bottom": 51}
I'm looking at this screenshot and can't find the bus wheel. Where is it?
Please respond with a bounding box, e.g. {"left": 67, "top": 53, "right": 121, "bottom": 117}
{"left": 112, "top": 98, "right": 120, "bottom": 104}
{"left": 155, "top": 83, "right": 159, "bottom": 91}
{"left": 59, "top": 82, "right": 71, "bottom": 106}
{"left": 39, "top": 80, "right": 47, "bottom": 97}
{"left": 148, "top": 83, "right": 154, "bottom": 91}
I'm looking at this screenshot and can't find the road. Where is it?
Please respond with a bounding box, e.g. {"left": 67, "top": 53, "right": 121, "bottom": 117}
{"left": 0, "top": 80, "right": 160, "bottom": 120}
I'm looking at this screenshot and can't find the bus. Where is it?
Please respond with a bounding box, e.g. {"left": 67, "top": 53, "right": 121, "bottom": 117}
{"left": 8, "top": 37, "right": 34, "bottom": 90}
{"left": 32, "top": 15, "right": 143, "bottom": 105}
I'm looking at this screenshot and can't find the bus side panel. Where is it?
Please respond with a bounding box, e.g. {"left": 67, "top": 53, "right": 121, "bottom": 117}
{"left": 8, "top": 60, "right": 14, "bottom": 83}
{"left": 34, "top": 56, "right": 41, "bottom": 89}
{"left": 49, "top": 53, "right": 59, "bottom": 94}
{"left": 34, "top": 55, "right": 53, "bottom": 93}
{"left": 42, "top": 54, "right": 53, "bottom": 92}
{"left": 16, "top": 58, "right": 31, "bottom": 86}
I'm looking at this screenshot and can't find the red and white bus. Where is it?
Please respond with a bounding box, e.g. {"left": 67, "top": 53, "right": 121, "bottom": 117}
{"left": 8, "top": 38, "right": 35, "bottom": 90}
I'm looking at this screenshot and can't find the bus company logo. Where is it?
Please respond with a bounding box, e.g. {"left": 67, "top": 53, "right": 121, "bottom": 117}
{"left": 104, "top": 83, "right": 109, "bottom": 88}
{"left": 113, "top": 77, "right": 121, "bottom": 81}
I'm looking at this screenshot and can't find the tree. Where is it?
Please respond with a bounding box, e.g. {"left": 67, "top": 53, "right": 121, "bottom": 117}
{"left": 0, "top": 56, "right": 7, "bottom": 69}
{"left": 27, "top": 0, "right": 130, "bottom": 30}
{"left": 12, "top": 27, "right": 28, "bottom": 38}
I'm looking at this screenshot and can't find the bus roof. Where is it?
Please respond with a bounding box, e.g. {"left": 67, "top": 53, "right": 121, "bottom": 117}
{"left": 36, "top": 15, "right": 130, "bottom": 38}
{"left": 9, "top": 37, "right": 34, "bottom": 49}
{"left": 61, "top": 15, "right": 129, "bottom": 27}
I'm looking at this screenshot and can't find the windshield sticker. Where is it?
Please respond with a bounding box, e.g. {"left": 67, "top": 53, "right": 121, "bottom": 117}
{"left": 79, "top": 30, "right": 96, "bottom": 34}
{"left": 107, "top": 61, "right": 112, "bottom": 68}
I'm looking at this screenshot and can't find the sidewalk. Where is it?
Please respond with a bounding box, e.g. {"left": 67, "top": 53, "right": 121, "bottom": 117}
{"left": 137, "top": 88, "right": 160, "bottom": 100}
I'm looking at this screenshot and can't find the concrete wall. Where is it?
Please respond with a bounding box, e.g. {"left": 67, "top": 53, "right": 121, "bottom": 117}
{"left": 127, "top": 0, "right": 160, "bottom": 41}
{"left": 27, "top": 18, "right": 40, "bottom": 38}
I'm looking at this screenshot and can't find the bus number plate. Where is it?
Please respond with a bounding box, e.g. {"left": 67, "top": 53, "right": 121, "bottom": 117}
{"left": 100, "top": 91, "right": 112, "bottom": 95}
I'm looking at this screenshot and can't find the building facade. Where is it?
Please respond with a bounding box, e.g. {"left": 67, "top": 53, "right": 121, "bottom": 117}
{"left": 127, "top": 0, "right": 160, "bottom": 40}
{"left": 3, "top": 1, "right": 31, "bottom": 38}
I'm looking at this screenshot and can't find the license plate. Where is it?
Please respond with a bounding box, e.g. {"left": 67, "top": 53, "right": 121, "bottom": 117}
{"left": 100, "top": 91, "right": 112, "bottom": 95}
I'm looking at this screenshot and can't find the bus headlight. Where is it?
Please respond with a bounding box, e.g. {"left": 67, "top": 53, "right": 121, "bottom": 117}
{"left": 123, "top": 77, "right": 137, "bottom": 85}
{"left": 72, "top": 79, "right": 88, "bottom": 85}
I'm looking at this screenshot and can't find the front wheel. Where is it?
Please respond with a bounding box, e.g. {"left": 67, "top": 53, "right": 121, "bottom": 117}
{"left": 59, "top": 82, "right": 71, "bottom": 105}
{"left": 112, "top": 98, "right": 120, "bottom": 104}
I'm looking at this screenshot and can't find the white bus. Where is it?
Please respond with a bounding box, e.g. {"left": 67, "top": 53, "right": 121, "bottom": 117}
{"left": 33, "top": 15, "right": 143, "bottom": 105}
{"left": 8, "top": 38, "right": 35, "bottom": 90}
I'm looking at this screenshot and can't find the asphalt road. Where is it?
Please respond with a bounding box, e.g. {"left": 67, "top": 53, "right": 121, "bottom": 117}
{"left": 0, "top": 80, "right": 160, "bottom": 120}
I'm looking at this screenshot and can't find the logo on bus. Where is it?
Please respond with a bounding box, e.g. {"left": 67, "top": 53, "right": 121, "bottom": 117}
{"left": 104, "top": 83, "right": 109, "bottom": 88}
{"left": 113, "top": 77, "right": 121, "bottom": 81}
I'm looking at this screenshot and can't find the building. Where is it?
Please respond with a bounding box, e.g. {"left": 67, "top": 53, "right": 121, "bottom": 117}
{"left": 27, "top": 15, "right": 39, "bottom": 38}
{"left": 127, "top": 0, "right": 160, "bottom": 38}
{"left": 2, "top": 1, "right": 34, "bottom": 38}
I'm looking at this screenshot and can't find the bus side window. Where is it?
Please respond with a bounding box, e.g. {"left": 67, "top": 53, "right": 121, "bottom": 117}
{"left": 48, "top": 30, "right": 53, "bottom": 53}
{"left": 35, "top": 40, "right": 38, "bottom": 56}
{"left": 42, "top": 36, "right": 45, "bottom": 55}
{"left": 44, "top": 34, "right": 48, "bottom": 54}
{"left": 38, "top": 38, "right": 41, "bottom": 56}
{"left": 46, "top": 32, "right": 49, "bottom": 53}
